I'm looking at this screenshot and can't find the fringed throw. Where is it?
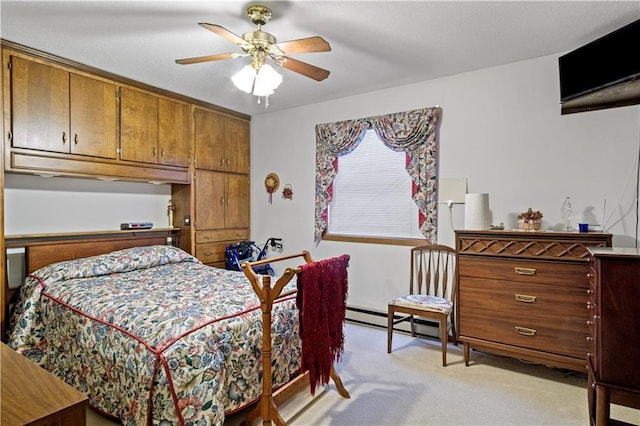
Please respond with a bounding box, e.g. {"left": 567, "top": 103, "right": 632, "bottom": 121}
{"left": 296, "top": 254, "right": 350, "bottom": 395}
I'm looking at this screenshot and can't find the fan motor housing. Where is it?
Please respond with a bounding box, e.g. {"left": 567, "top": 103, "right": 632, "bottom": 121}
{"left": 247, "top": 5, "right": 272, "bottom": 26}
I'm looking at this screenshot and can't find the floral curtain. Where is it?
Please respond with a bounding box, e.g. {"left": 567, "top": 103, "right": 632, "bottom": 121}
{"left": 314, "top": 107, "right": 441, "bottom": 243}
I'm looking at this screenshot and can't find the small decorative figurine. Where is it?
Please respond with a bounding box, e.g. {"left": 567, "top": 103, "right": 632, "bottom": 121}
{"left": 282, "top": 184, "right": 293, "bottom": 200}
{"left": 167, "top": 200, "right": 176, "bottom": 228}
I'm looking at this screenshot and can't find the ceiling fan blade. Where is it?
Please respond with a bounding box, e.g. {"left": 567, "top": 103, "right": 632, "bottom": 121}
{"left": 274, "top": 36, "right": 331, "bottom": 55}
{"left": 279, "top": 56, "right": 330, "bottom": 81}
{"left": 199, "top": 23, "right": 246, "bottom": 46}
{"left": 175, "top": 53, "right": 241, "bottom": 65}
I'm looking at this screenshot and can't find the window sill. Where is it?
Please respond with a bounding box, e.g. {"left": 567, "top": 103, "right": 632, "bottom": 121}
{"left": 322, "top": 233, "right": 428, "bottom": 246}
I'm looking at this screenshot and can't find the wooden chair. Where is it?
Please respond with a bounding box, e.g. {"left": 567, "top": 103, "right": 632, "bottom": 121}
{"left": 387, "top": 244, "right": 458, "bottom": 366}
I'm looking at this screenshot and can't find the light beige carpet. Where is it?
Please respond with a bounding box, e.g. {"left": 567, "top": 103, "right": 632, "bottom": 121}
{"left": 87, "top": 322, "right": 639, "bottom": 425}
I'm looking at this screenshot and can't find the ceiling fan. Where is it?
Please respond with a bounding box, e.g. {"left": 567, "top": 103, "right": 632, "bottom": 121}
{"left": 175, "top": 4, "right": 331, "bottom": 82}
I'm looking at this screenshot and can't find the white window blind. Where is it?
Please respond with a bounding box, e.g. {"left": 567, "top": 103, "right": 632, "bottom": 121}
{"left": 328, "top": 130, "right": 423, "bottom": 239}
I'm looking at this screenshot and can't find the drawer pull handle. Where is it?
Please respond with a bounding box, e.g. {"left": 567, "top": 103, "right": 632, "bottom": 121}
{"left": 515, "top": 294, "right": 536, "bottom": 303}
{"left": 515, "top": 326, "right": 536, "bottom": 336}
{"left": 204, "top": 251, "right": 212, "bottom": 256}
{"left": 515, "top": 267, "right": 536, "bottom": 276}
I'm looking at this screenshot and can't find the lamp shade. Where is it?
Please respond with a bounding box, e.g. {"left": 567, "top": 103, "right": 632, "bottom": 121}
{"left": 231, "top": 65, "right": 257, "bottom": 94}
{"left": 253, "top": 64, "right": 282, "bottom": 97}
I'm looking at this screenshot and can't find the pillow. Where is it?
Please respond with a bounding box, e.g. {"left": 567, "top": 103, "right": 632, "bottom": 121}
{"left": 32, "top": 245, "right": 200, "bottom": 285}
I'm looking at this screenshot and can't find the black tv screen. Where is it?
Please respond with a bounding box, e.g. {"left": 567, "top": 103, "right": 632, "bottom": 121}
{"left": 559, "top": 19, "right": 640, "bottom": 102}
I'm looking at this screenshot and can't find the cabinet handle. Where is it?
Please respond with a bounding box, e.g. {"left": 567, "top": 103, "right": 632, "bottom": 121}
{"left": 220, "top": 197, "right": 225, "bottom": 206}
{"left": 515, "top": 326, "right": 536, "bottom": 336}
{"left": 220, "top": 157, "right": 225, "bottom": 167}
{"left": 226, "top": 196, "right": 230, "bottom": 205}
{"left": 62, "top": 132, "right": 67, "bottom": 144}
{"left": 515, "top": 294, "right": 536, "bottom": 303}
{"left": 202, "top": 235, "right": 212, "bottom": 240}
{"left": 153, "top": 147, "right": 157, "bottom": 157}
{"left": 204, "top": 251, "right": 212, "bottom": 256}
{"left": 586, "top": 336, "right": 594, "bottom": 342}
{"left": 515, "top": 267, "right": 536, "bottom": 275}
{"left": 74, "top": 134, "right": 78, "bottom": 145}
{"left": 225, "top": 158, "right": 230, "bottom": 167}
{"left": 161, "top": 148, "right": 165, "bottom": 158}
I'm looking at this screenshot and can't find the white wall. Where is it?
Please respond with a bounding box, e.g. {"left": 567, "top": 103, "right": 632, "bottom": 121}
{"left": 4, "top": 174, "right": 172, "bottom": 235}
{"left": 250, "top": 54, "right": 640, "bottom": 314}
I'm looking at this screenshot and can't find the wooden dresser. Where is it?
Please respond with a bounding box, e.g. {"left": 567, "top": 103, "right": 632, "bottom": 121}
{"left": 587, "top": 247, "right": 640, "bottom": 426}
{"left": 455, "top": 230, "right": 611, "bottom": 372}
{"left": 1, "top": 343, "right": 88, "bottom": 425}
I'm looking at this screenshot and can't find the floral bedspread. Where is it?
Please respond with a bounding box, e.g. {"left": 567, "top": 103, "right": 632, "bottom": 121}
{"left": 7, "top": 245, "right": 301, "bottom": 426}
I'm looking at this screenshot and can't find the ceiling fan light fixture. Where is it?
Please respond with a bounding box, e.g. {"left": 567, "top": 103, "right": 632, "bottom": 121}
{"left": 231, "top": 64, "right": 257, "bottom": 93}
{"left": 253, "top": 63, "right": 282, "bottom": 97}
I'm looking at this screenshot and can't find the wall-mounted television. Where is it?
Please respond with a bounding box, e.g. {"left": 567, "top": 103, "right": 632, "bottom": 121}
{"left": 559, "top": 19, "right": 640, "bottom": 114}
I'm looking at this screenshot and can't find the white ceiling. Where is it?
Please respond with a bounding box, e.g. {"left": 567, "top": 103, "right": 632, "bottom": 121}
{"left": 1, "top": 1, "right": 639, "bottom": 117}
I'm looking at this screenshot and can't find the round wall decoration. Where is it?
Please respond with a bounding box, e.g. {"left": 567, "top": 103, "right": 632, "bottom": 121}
{"left": 265, "top": 172, "right": 280, "bottom": 204}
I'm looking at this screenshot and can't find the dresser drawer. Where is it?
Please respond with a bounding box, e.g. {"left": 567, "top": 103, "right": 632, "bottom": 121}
{"left": 196, "top": 229, "right": 249, "bottom": 244}
{"left": 195, "top": 241, "right": 228, "bottom": 264}
{"left": 459, "top": 256, "right": 589, "bottom": 288}
{"left": 459, "top": 276, "right": 590, "bottom": 320}
{"left": 460, "top": 306, "right": 588, "bottom": 358}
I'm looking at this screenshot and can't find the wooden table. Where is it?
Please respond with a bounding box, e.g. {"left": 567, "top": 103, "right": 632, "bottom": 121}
{"left": 1, "top": 343, "right": 88, "bottom": 425}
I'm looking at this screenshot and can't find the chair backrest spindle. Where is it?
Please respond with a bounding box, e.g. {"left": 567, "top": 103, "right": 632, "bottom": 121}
{"left": 410, "top": 244, "right": 457, "bottom": 300}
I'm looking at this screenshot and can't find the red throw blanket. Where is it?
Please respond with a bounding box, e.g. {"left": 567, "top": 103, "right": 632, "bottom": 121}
{"left": 296, "top": 254, "right": 350, "bottom": 395}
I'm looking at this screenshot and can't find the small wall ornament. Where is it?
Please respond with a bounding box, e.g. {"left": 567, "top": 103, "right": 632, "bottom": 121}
{"left": 264, "top": 172, "right": 280, "bottom": 204}
{"left": 282, "top": 184, "right": 293, "bottom": 200}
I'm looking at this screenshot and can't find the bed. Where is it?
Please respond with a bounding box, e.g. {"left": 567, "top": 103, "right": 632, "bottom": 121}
{"left": 6, "top": 236, "right": 349, "bottom": 425}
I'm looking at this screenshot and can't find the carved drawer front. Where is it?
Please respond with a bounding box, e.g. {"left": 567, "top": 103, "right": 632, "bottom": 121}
{"left": 494, "top": 315, "right": 589, "bottom": 358}
{"left": 457, "top": 234, "right": 610, "bottom": 262}
{"left": 459, "top": 307, "right": 588, "bottom": 358}
{"left": 195, "top": 242, "right": 228, "bottom": 265}
{"left": 459, "top": 256, "right": 589, "bottom": 288}
{"left": 196, "top": 229, "right": 249, "bottom": 244}
{"left": 459, "top": 277, "right": 589, "bottom": 321}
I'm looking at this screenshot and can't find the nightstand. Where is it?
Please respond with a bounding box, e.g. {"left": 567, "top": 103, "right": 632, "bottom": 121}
{"left": 1, "top": 342, "right": 88, "bottom": 425}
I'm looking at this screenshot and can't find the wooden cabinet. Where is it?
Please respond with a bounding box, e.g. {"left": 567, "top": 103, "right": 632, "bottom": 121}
{"left": 1, "top": 343, "right": 88, "bottom": 425}
{"left": 456, "top": 230, "right": 611, "bottom": 372}
{"left": 194, "top": 170, "right": 249, "bottom": 230}
{"left": 3, "top": 45, "right": 191, "bottom": 184}
{"left": 173, "top": 106, "right": 251, "bottom": 266}
{"left": 120, "top": 86, "right": 190, "bottom": 167}
{"left": 193, "top": 107, "right": 249, "bottom": 173}
{"left": 587, "top": 247, "right": 640, "bottom": 426}
{"left": 190, "top": 169, "right": 249, "bottom": 267}
{"left": 8, "top": 53, "right": 117, "bottom": 159}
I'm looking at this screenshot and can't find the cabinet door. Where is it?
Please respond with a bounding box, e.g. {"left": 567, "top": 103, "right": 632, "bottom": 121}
{"left": 194, "top": 170, "right": 225, "bottom": 230}
{"left": 224, "top": 117, "right": 250, "bottom": 174}
{"left": 158, "top": 98, "right": 190, "bottom": 167}
{"left": 225, "top": 173, "right": 250, "bottom": 229}
{"left": 120, "top": 86, "right": 159, "bottom": 163}
{"left": 193, "top": 107, "right": 225, "bottom": 171}
{"left": 10, "top": 55, "right": 70, "bottom": 153}
{"left": 69, "top": 73, "right": 117, "bottom": 158}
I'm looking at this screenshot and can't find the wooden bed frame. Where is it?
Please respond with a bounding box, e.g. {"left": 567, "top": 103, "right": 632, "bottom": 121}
{"left": 4, "top": 231, "right": 350, "bottom": 425}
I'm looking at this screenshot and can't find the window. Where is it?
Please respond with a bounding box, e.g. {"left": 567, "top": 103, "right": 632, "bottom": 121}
{"left": 314, "top": 107, "right": 441, "bottom": 245}
{"left": 328, "top": 130, "right": 424, "bottom": 239}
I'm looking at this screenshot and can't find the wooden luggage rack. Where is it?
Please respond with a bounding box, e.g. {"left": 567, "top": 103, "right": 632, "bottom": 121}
{"left": 241, "top": 251, "right": 351, "bottom": 425}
